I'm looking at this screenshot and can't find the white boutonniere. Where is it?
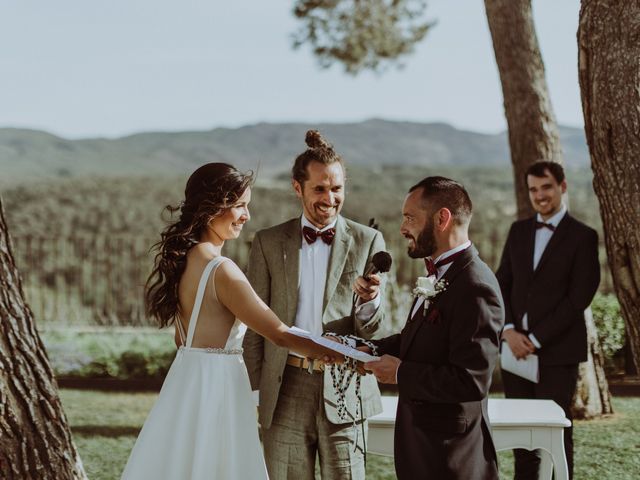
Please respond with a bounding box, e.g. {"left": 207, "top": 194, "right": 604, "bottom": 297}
{"left": 413, "top": 275, "right": 448, "bottom": 315}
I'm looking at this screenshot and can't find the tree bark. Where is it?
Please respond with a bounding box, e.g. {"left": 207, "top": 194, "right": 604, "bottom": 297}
{"left": 0, "top": 196, "right": 86, "bottom": 479}
{"left": 578, "top": 0, "right": 640, "bottom": 374}
{"left": 484, "top": 0, "right": 563, "bottom": 219}
{"left": 572, "top": 308, "right": 613, "bottom": 418}
{"left": 484, "top": 0, "right": 613, "bottom": 418}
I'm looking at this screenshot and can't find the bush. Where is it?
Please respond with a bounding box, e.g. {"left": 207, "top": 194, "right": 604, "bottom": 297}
{"left": 41, "top": 329, "right": 176, "bottom": 380}
{"left": 591, "top": 293, "right": 626, "bottom": 372}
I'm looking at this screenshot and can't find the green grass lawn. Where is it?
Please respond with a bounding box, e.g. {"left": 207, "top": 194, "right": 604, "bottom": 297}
{"left": 60, "top": 389, "right": 640, "bottom": 480}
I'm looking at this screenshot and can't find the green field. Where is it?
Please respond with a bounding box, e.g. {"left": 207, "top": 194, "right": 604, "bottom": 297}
{"left": 3, "top": 165, "right": 601, "bottom": 241}
{"left": 61, "top": 389, "right": 640, "bottom": 480}
{"left": 2, "top": 166, "right": 614, "bottom": 328}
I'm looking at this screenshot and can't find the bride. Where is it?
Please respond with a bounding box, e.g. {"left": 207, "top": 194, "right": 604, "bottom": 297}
{"left": 121, "top": 163, "right": 338, "bottom": 479}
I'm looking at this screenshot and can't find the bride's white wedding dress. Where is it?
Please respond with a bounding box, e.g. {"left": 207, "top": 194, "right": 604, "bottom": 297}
{"left": 121, "top": 257, "right": 268, "bottom": 479}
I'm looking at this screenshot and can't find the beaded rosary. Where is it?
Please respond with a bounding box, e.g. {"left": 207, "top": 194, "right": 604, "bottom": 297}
{"left": 325, "top": 332, "right": 378, "bottom": 422}
{"left": 323, "top": 333, "right": 379, "bottom": 460}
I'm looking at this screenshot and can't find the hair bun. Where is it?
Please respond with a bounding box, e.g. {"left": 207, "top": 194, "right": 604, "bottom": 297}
{"left": 305, "top": 130, "right": 331, "bottom": 150}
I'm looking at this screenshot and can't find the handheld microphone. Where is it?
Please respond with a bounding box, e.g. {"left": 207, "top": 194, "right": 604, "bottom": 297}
{"left": 363, "top": 251, "right": 393, "bottom": 280}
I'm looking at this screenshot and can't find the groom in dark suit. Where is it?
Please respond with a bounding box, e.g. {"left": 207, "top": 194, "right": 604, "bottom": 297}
{"left": 496, "top": 161, "right": 600, "bottom": 479}
{"left": 364, "top": 176, "right": 504, "bottom": 479}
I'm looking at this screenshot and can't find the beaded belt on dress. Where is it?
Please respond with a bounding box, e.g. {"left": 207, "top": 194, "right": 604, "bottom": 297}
{"left": 179, "top": 346, "right": 243, "bottom": 355}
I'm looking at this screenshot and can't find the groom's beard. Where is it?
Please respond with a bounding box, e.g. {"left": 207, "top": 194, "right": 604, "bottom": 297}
{"left": 408, "top": 220, "right": 437, "bottom": 259}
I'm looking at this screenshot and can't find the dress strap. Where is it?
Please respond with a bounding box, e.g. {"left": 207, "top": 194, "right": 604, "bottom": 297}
{"left": 185, "top": 257, "right": 226, "bottom": 348}
{"left": 175, "top": 319, "right": 187, "bottom": 346}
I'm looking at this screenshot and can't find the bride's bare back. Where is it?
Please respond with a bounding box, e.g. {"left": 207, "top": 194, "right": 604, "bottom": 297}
{"left": 176, "top": 244, "right": 235, "bottom": 348}
{"left": 175, "top": 242, "right": 340, "bottom": 362}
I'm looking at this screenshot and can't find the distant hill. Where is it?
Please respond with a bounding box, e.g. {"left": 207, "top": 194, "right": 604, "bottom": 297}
{"left": 0, "top": 120, "right": 590, "bottom": 185}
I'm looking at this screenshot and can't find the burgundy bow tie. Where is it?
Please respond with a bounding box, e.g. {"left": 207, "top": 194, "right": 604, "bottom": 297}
{"left": 425, "top": 249, "right": 467, "bottom": 276}
{"left": 536, "top": 221, "right": 556, "bottom": 232}
{"left": 424, "top": 258, "right": 437, "bottom": 276}
{"left": 303, "top": 226, "right": 336, "bottom": 245}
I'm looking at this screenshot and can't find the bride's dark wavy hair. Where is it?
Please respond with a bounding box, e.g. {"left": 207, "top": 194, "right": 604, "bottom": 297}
{"left": 145, "top": 163, "right": 254, "bottom": 328}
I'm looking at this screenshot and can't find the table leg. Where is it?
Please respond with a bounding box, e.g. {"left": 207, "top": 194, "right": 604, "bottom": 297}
{"left": 550, "top": 429, "right": 569, "bottom": 480}
{"left": 539, "top": 450, "right": 553, "bottom": 480}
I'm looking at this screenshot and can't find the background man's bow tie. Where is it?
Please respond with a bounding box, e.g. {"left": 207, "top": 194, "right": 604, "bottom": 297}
{"left": 536, "top": 221, "right": 556, "bottom": 232}
{"left": 302, "top": 226, "right": 336, "bottom": 245}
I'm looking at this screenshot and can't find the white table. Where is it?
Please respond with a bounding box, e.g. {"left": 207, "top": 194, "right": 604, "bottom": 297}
{"left": 368, "top": 396, "right": 571, "bottom": 480}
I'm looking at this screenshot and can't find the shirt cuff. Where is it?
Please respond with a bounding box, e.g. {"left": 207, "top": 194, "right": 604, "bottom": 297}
{"left": 528, "top": 333, "right": 542, "bottom": 349}
{"left": 355, "top": 294, "right": 381, "bottom": 321}
{"left": 502, "top": 323, "right": 515, "bottom": 331}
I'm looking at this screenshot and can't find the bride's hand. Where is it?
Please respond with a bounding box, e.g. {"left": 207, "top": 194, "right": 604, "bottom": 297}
{"left": 320, "top": 334, "right": 342, "bottom": 364}
{"left": 322, "top": 334, "right": 341, "bottom": 343}
{"left": 321, "top": 353, "right": 345, "bottom": 365}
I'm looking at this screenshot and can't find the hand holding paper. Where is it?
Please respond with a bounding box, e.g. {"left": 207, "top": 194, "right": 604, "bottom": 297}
{"left": 364, "top": 354, "right": 400, "bottom": 384}
{"left": 502, "top": 329, "right": 536, "bottom": 359}
{"left": 288, "top": 327, "right": 380, "bottom": 363}
{"left": 500, "top": 341, "right": 539, "bottom": 383}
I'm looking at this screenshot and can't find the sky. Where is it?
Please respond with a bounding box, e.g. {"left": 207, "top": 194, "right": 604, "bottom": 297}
{"left": 0, "top": 0, "right": 582, "bottom": 139}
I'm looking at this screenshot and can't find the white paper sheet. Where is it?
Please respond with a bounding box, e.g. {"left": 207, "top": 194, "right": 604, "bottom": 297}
{"left": 288, "top": 326, "right": 380, "bottom": 363}
{"left": 500, "top": 341, "right": 539, "bottom": 383}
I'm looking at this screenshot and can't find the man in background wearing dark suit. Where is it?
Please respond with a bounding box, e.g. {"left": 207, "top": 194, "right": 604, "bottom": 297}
{"left": 364, "top": 176, "right": 504, "bottom": 480}
{"left": 497, "top": 161, "right": 600, "bottom": 479}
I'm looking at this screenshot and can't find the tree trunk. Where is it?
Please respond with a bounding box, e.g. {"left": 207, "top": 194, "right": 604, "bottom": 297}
{"left": 0, "top": 197, "right": 87, "bottom": 479}
{"left": 572, "top": 308, "right": 613, "bottom": 418}
{"left": 485, "top": 0, "right": 613, "bottom": 418}
{"left": 484, "top": 0, "right": 563, "bottom": 219}
{"left": 578, "top": 0, "right": 640, "bottom": 374}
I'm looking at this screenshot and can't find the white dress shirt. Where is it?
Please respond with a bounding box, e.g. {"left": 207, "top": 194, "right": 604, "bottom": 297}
{"left": 294, "top": 215, "right": 335, "bottom": 336}
{"left": 503, "top": 204, "right": 567, "bottom": 348}
{"left": 411, "top": 241, "right": 472, "bottom": 319}
{"left": 292, "top": 215, "right": 380, "bottom": 353}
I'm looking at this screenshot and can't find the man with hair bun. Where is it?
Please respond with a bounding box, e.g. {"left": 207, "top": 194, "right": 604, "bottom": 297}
{"left": 243, "top": 130, "right": 387, "bottom": 479}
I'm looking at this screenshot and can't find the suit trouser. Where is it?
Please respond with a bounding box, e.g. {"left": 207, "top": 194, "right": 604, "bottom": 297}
{"left": 502, "top": 364, "right": 579, "bottom": 480}
{"left": 262, "top": 365, "right": 366, "bottom": 480}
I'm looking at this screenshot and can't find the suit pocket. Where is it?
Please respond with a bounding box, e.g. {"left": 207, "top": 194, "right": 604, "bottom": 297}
{"left": 411, "top": 403, "right": 468, "bottom": 434}
{"left": 414, "top": 414, "right": 468, "bottom": 434}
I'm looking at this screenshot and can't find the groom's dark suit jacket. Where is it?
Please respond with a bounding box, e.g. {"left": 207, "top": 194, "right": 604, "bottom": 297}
{"left": 374, "top": 246, "right": 504, "bottom": 480}
{"left": 496, "top": 213, "right": 600, "bottom": 365}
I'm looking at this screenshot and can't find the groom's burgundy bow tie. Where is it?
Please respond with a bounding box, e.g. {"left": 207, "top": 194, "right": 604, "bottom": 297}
{"left": 303, "top": 226, "right": 336, "bottom": 245}
{"left": 425, "top": 258, "right": 437, "bottom": 276}
{"left": 536, "top": 221, "right": 556, "bottom": 232}
{"left": 425, "top": 249, "right": 467, "bottom": 276}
